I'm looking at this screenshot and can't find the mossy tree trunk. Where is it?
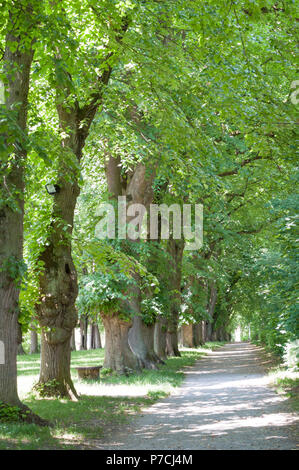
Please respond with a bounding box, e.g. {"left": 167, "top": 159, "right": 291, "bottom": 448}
{"left": 35, "top": 14, "right": 129, "bottom": 398}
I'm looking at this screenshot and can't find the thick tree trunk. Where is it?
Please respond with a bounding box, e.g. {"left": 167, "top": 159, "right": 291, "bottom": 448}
{"left": 70, "top": 329, "right": 76, "bottom": 351}
{"left": 88, "top": 323, "right": 94, "bottom": 350}
{"left": 205, "top": 322, "right": 212, "bottom": 342}
{"left": 205, "top": 282, "right": 217, "bottom": 342}
{"left": 166, "top": 330, "right": 180, "bottom": 357}
{"left": 215, "top": 326, "right": 226, "bottom": 342}
{"left": 30, "top": 325, "right": 38, "bottom": 354}
{"left": 154, "top": 316, "right": 167, "bottom": 361}
{"left": 89, "top": 323, "right": 102, "bottom": 349}
{"left": 105, "top": 154, "right": 159, "bottom": 371}
{"left": 18, "top": 344, "right": 26, "bottom": 355}
{"left": 93, "top": 324, "right": 102, "bottom": 349}
{"left": 37, "top": 331, "right": 78, "bottom": 399}
{"left": 181, "top": 324, "right": 195, "bottom": 348}
{"left": 36, "top": 240, "right": 79, "bottom": 399}
{"left": 196, "top": 321, "right": 205, "bottom": 346}
{"left": 0, "top": 76, "right": 29, "bottom": 406}
{"left": 0, "top": 10, "right": 47, "bottom": 425}
{"left": 193, "top": 323, "right": 200, "bottom": 347}
{"left": 129, "top": 317, "right": 164, "bottom": 369}
{"left": 101, "top": 313, "right": 139, "bottom": 374}
{"left": 166, "top": 238, "right": 184, "bottom": 357}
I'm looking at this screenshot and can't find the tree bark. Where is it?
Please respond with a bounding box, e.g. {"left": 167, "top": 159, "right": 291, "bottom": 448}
{"left": 80, "top": 316, "right": 88, "bottom": 350}
{"left": 154, "top": 316, "right": 167, "bottom": 361}
{"left": 101, "top": 313, "right": 139, "bottom": 374}
{"left": 205, "top": 282, "right": 217, "bottom": 342}
{"left": 105, "top": 152, "right": 159, "bottom": 370}
{"left": 35, "top": 14, "right": 130, "bottom": 399}
{"left": 0, "top": 43, "right": 32, "bottom": 405}
{"left": 89, "top": 323, "right": 102, "bottom": 349}
{"left": 202, "top": 320, "right": 208, "bottom": 343}
{"left": 18, "top": 344, "right": 26, "bottom": 355}
{"left": 88, "top": 323, "right": 94, "bottom": 350}
{"left": 0, "top": 9, "right": 30, "bottom": 404}
{"left": 93, "top": 324, "right": 102, "bottom": 349}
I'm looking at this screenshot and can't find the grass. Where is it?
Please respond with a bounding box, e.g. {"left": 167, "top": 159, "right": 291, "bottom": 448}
{"left": 0, "top": 342, "right": 224, "bottom": 450}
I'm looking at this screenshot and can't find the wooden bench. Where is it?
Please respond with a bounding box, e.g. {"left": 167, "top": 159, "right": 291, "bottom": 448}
{"left": 76, "top": 366, "right": 102, "bottom": 380}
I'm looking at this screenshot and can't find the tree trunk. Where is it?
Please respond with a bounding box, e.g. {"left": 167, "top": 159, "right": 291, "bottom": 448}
{"left": 154, "top": 316, "right": 167, "bottom": 361}
{"left": 88, "top": 323, "right": 94, "bottom": 350}
{"left": 104, "top": 153, "right": 159, "bottom": 371}
{"left": 196, "top": 321, "right": 205, "bottom": 346}
{"left": 101, "top": 313, "right": 139, "bottom": 374}
{"left": 37, "top": 331, "right": 78, "bottom": 399}
{"left": 166, "top": 238, "right": 184, "bottom": 357}
{"left": 34, "top": 17, "right": 126, "bottom": 398}
{"left": 36, "top": 240, "right": 79, "bottom": 399}
{"left": 181, "top": 324, "right": 195, "bottom": 348}
{"left": 93, "top": 324, "right": 102, "bottom": 348}
{"left": 205, "top": 282, "right": 217, "bottom": 342}
{"left": 17, "top": 323, "right": 25, "bottom": 355}
{"left": 18, "top": 344, "right": 26, "bottom": 355}
{"left": 166, "top": 331, "right": 180, "bottom": 356}
{"left": 70, "top": 329, "right": 76, "bottom": 351}
{"left": 88, "top": 322, "right": 101, "bottom": 349}
{"left": 0, "top": 8, "right": 46, "bottom": 426}
{"left": 0, "top": 49, "right": 30, "bottom": 405}
{"left": 30, "top": 325, "right": 38, "bottom": 354}
{"left": 79, "top": 316, "right": 88, "bottom": 350}
{"left": 129, "top": 317, "right": 164, "bottom": 369}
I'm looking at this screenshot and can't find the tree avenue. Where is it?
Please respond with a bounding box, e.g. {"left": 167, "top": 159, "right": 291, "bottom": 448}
{"left": 0, "top": 0, "right": 297, "bottom": 430}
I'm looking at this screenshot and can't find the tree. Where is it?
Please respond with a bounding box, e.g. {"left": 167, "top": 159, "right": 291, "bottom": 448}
{"left": 0, "top": 0, "right": 46, "bottom": 424}
{"left": 34, "top": 2, "right": 131, "bottom": 398}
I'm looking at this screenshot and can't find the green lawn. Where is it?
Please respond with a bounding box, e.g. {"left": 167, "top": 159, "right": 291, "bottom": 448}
{"left": 0, "top": 343, "right": 224, "bottom": 450}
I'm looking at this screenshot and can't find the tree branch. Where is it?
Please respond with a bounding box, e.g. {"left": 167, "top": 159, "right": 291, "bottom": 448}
{"left": 218, "top": 154, "right": 264, "bottom": 177}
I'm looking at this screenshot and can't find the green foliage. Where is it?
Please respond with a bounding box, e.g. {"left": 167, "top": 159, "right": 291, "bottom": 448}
{"left": 0, "top": 402, "right": 22, "bottom": 423}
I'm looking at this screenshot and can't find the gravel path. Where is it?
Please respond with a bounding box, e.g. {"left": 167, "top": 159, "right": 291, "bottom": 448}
{"left": 97, "top": 342, "right": 298, "bottom": 450}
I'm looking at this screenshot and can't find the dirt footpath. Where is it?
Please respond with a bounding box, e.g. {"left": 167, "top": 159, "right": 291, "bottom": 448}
{"left": 96, "top": 342, "right": 298, "bottom": 450}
